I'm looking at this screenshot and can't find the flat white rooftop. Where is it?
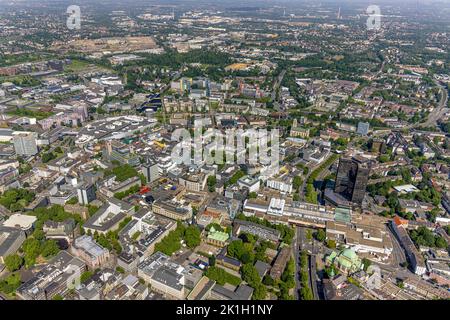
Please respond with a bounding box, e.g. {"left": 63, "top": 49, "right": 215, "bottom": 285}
{"left": 393, "top": 184, "right": 419, "bottom": 193}
{"left": 3, "top": 214, "right": 37, "bottom": 230}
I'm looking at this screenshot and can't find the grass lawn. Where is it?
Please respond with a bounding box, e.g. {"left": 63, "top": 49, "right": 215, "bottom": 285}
{"left": 205, "top": 266, "right": 242, "bottom": 287}
{"left": 6, "top": 107, "right": 54, "bottom": 120}
{"left": 64, "top": 59, "right": 91, "bottom": 72}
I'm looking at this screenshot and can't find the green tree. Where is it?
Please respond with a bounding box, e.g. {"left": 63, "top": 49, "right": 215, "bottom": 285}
{"left": 205, "top": 266, "right": 241, "bottom": 286}
{"left": 208, "top": 255, "right": 216, "bottom": 267}
{"left": 262, "top": 275, "right": 275, "bottom": 286}
{"left": 87, "top": 205, "right": 100, "bottom": 216}
{"left": 154, "top": 222, "right": 186, "bottom": 256}
{"left": 206, "top": 223, "right": 223, "bottom": 232}
{"left": 252, "top": 283, "right": 267, "bottom": 300}
{"left": 66, "top": 197, "right": 78, "bottom": 205}
{"left": 105, "top": 164, "right": 139, "bottom": 182}
{"left": 227, "top": 240, "right": 245, "bottom": 259}
{"left": 305, "top": 183, "right": 318, "bottom": 204}
{"left": 241, "top": 263, "right": 260, "bottom": 287}
{"left": 410, "top": 226, "right": 448, "bottom": 248}
{"left": 444, "top": 225, "right": 450, "bottom": 236}
{"left": 281, "top": 258, "right": 296, "bottom": 289}
{"left": 207, "top": 175, "right": 217, "bottom": 192}
{"left": 22, "top": 238, "right": 41, "bottom": 268}
{"left": 240, "top": 232, "right": 256, "bottom": 244}
{"left": 41, "top": 152, "right": 57, "bottom": 163}
{"left": 32, "top": 229, "right": 45, "bottom": 241}
{"left": 314, "top": 229, "right": 326, "bottom": 242}
{"left": 0, "top": 273, "right": 21, "bottom": 294}
{"left": 4, "top": 254, "right": 24, "bottom": 272}
{"left": 293, "top": 176, "right": 302, "bottom": 190}
{"left": 0, "top": 188, "right": 35, "bottom": 211}
{"left": 435, "top": 236, "right": 447, "bottom": 249}
{"left": 80, "top": 271, "right": 94, "bottom": 283}
{"left": 326, "top": 239, "right": 336, "bottom": 249}
{"left": 41, "top": 240, "right": 60, "bottom": 258}
{"left": 116, "top": 266, "right": 125, "bottom": 274}
{"left": 300, "top": 286, "right": 314, "bottom": 300}
{"left": 225, "top": 170, "right": 245, "bottom": 187}
{"left": 362, "top": 258, "right": 371, "bottom": 271}
{"left": 184, "top": 225, "right": 201, "bottom": 248}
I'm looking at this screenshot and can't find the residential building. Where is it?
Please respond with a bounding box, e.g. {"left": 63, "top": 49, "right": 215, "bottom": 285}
{"left": 290, "top": 127, "right": 310, "bottom": 139}
{"left": 233, "top": 219, "right": 280, "bottom": 243}
{"left": 70, "top": 235, "right": 112, "bottom": 269}
{"left": 216, "top": 251, "right": 242, "bottom": 272}
{"left": 254, "top": 260, "right": 270, "bottom": 279}
{"left": 152, "top": 200, "right": 192, "bottom": 221}
{"left": 209, "top": 284, "right": 253, "bottom": 300}
{"left": 178, "top": 173, "right": 207, "bottom": 192}
{"left": 43, "top": 219, "right": 76, "bottom": 239}
{"left": 138, "top": 252, "right": 186, "bottom": 300}
{"left": 105, "top": 140, "right": 140, "bottom": 167}
{"left": 237, "top": 175, "right": 260, "bottom": 193}
{"left": 17, "top": 251, "right": 86, "bottom": 300}
{"left": 269, "top": 247, "right": 291, "bottom": 280}
{"left": 0, "top": 226, "right": 26, "bottom": 263}
{"left": 266, "top": 176, "right": 293, "bottom": 194}
{"left": 390, "top": 219, "right": 426, "bottom": 276}
{"left": 83, "top": 198, "right": 135, "bottom": 235}
{"left": 118, "top": 210, "right": 177, "bottom": 268}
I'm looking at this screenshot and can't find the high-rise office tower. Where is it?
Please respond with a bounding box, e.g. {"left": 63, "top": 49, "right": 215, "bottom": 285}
{"left": 142, "top": 160, "right": 160, "bottom": 183}
{"left": 334, "top": 156, "right": 370, "bottom": 205}
{"left": 77, "top": 183, "right": 96, "bottom": 205}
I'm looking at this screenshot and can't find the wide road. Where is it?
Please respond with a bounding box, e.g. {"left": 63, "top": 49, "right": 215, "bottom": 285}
{"left": 295, "top": 226, "right": 320, "bottom": 300}
{"left": 309, "top": 254, "right": 319, "bottom": 300}
{"left": 293, "top": 227, "right": 301, "bottom": 299}
{"left": 272, "top": 69, "right": 286, "bottom": 111}
{"left": 413, "top": 79, "right": 448, "bottom": 128}
{"left": 386, "top": 226, "right": 407, "bottom": 268}
{"left": 272, "top": 69, "right": 286, "bottom": 101}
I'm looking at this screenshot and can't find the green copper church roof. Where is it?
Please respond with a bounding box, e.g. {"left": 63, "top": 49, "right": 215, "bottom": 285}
{"left": 207, "top": 228, "right": 229, "bottom": 242}
{"left": 342, "top": 248, "right": 357, "bottom": 261}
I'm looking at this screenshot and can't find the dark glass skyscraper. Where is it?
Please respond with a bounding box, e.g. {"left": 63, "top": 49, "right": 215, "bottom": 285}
{"left": 334, "top": 156, "right": 370, "bottom": 205}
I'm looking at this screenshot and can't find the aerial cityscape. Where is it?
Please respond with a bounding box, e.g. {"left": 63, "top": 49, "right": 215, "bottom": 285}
{"left": 0, "top": 0, "right": 449, "bottom": 302}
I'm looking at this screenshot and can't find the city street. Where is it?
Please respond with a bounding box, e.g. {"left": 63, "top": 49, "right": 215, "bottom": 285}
{"left": 294, "top": 226, "right": 321, "bottom": 300}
